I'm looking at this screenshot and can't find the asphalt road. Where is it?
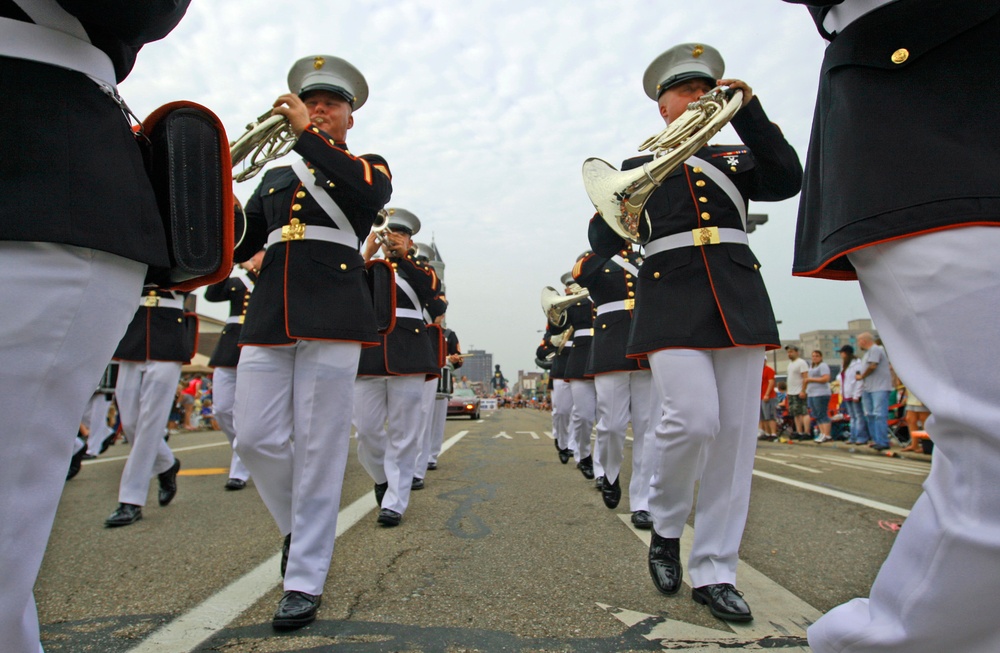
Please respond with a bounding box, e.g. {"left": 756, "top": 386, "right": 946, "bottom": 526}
{"left": 36, "top": 408, "right": 930, "bottom": 652}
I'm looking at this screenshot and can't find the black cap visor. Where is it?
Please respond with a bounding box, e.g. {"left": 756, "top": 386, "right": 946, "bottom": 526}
{"left": 656, "top": 71, "right": 716, "bottom": 98}
{"left": 299, "top": 83, "right": 354, "bottom": 107}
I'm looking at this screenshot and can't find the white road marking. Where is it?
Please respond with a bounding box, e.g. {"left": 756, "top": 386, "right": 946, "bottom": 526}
{"left": 83, "top": 440, "right": 230, "bottom": 465}
{"left": 754, "top": 455, "right": 822, "bottom": 474}
{"left": 823, "top": 460, "right": 894, "bottom": 475}
{"left": 126, "top": 431, "right": 471, "bottom": 653}
{"left": 544, "top": 431, "right": 555, "bottom": 440}
{"left": 493, "top": 431, "right": 512, "bottom": 439}
{"left": 618, "top": 516, "right": 821, "bottom": 641}
{"left": 515, "top": 431, "right": 540, "bottom": 439}
{"left": 752, "top": 469, "right": 911, "bottom": 517}
{"left": 802, "top": 453, "right": 929, "bottom": 476}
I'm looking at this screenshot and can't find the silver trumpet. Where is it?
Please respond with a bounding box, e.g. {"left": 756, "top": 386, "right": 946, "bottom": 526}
{"left": 582, "top": 86, "right": 742, "bottom": 243}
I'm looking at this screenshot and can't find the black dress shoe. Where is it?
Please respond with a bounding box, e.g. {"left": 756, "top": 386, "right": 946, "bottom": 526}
{"left": 558, "top": 448, "right": 572, "bottom": 464}
{"left": 601, "top": 476, "right": 621, "bottom": 509}
{"left": 105, "top": 503, "right": 142, "bottom": 527}
{"left": 280, "top": 533, "right": 291, "bottom": 578}
{"left": 648, "top": 530, "right": 682, "bottom": 595}
{"left": 631, "top": 510, "right": 653, "bottom": 529}
{"left": 577, "top": 455, "right": 595, "bottom": 479}
{"left": 272, "top": 590, "right": 321, "bottom": 631}
{"left": 692, "top": 583, "right": 753, "bottom": 622}
{"left": 225, "top": 478, "right": 247, "bottom": 491}
{"left": 66, "top": 446, "right": 86, "bottom": 480}
{"left": 100, "top": 433, "right": 115, "bottom": 454}
{"left": 411, "top": 477, "right": 425, "bottom": 491}
{"left": 374, "top": 482, "right": 388, "bottom": 507}
{"left": 157, "top": 458, "right": 181, "bottom": 506}
{"left": 594, "top": 475, "right": 604, "bottom": 490}
{"left": 427, "top": 461, "right": 437, "bottom": 471}
{"left": 377, "top": 508, "right": 402, "bottom": 527}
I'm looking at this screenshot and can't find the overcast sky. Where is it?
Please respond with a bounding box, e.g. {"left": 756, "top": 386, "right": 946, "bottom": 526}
{"left": 120, "top": 0, "right": 870, "bottom": 375}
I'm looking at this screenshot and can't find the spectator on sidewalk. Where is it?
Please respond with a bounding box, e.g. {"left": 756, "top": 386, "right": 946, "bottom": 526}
{"left": 804, "top": 350, "right": 832, "bottom": 442}
{"left": 857, "top": 332, "right": 893, "bottom": 451}
{"left": 838, "top": 345, "right": 869, "bottom": 445}
{"left": 785, "top": 345, "right": 810, "bottom": 439}
{"left": 759, "top": 358, "right": 778, "bottom": 441}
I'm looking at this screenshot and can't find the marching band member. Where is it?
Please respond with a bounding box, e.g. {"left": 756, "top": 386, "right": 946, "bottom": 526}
{"left": 204, "top": 250, "right": 265, "bottom": 491}
{"left": 784, "top": 3, "right": 1000, "bottom": 652}
{"left": 231, "top": 55, "right": 391, "bottom": 630}
{"left": 427, "top": 327, "right": 463, "bottom": 471}
{"left": 411, "top": 241, "right": 447, "bottom": 490}
{"left": 562, "top": 268, "right": 598, "bottom": 481}
{"left": 415, "top": 319, "right": 463, "bottom": 480}
{"left": 0, "top": 3, "right": 190, "bottom": 649}
{"left": 538, "top": 324, "right": 574, "bottom": 463}
{"left": 541, "top": 277, "right": 576, "bottom": 464}
{"left": 572, "top": 245, "right": 656, "bottom": 528}
{"left": 355, "top": 208, "right": 447, "bottom": 528}
{"left": 104, "top": 289, "right": 193, "bottom": 527}
{"left": 590, "top": 43, "right": 801, "bottom": 622}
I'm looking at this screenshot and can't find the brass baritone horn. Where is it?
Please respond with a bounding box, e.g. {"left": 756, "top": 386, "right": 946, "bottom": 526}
{"left": 582, "top": 86, "right": 743, "bottom": 244}
{"left": 541, "top": 286, "right": 590, "bottom": 328}
{"left": 230, "top": 110, "right": 298, "bottom": 183}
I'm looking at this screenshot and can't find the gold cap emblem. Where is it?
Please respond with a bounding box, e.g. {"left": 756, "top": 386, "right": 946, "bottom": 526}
{"left": 692, "top": 45, "right": 704, "bottom": 58}
{"left": 313, "top": 56, "right": 325, "bottom": 69}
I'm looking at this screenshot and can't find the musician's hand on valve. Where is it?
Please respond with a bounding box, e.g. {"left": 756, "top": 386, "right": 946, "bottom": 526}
{"left": 271, "top": 93, "right": 310, "bottom": 136}
{"left": 362, "top": 230, "right": 380, "bottom": 262}
{"left": 716, "top": 79, "right": 753, "bottom": 107}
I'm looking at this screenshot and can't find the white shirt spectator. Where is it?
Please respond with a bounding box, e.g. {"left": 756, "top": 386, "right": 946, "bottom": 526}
{"left": 786, "top": 357, "right": 809, "bottom": 395}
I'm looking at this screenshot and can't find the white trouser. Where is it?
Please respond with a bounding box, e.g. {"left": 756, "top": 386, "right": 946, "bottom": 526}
{"left": 211, "top": 367, "right": 250, "bottom": 482}
{"left": 593, "top": 370, "right": 656, "bottom": 510}
{"left": 428, "top": 396, "right": 448, "bottom": 464}
{"left": 413, "top": 378, "right": 438, "bottom": 479}
{"left": 551, "top": 379, "right": 573, "bottom": 450}
{"left": 83, "top": 393, "right": 114, "bottom": 455}
{"left": 569, "top": 379, "right": 597, "bottom": 464}
{"left": 115, "top": 360, "right": 181, "bottom": 506}
{"left": 353, "top": 375, "right": 425, "bottom": 515}
{"left": 632, "top": 370, "right": 660, "bottom": 512}
{"left": 809, "top": 227, "right": 1000, "bottom": 653}
{"left": 647, "top": 345, "right": 764, "bottom": 588}
{"left": 0, "top": 242, "right": 144, "bottom": 653}
{"left": 234, "top": 341, "right": 360, "bottom": 596}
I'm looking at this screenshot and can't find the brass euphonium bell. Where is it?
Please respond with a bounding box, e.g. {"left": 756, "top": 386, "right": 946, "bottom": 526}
{"left": 582, "top": 86, "right": 742, "bottom": 244}
{"left": 230, "top": 110, "right": 298, "bottom": 183}
{"left": 540, "top": 286, "right": 590, "bottom": 327}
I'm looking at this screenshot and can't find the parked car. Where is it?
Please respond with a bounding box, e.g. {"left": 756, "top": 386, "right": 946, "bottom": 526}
{"left": 448, "top": 388, "right": 481, "bottom": 419}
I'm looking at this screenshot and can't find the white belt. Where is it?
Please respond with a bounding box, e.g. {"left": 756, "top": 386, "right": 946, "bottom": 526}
{"left": 596, "top": 299, "right": 635, "bottom": 315}
{"left": 225, "top": 315, "right": 245, "bottom": 324}
{"left": 574, "top": 328, "right": 594, "bottom": 338}
{"left": 265, "top": 223, "right": 359, "bottom": 250}
{"left": 0, "top": 6, "right": 117, "bottom": 91}
{"left": 824, "top": 0, "right": 898, "bottom": 34}
{"left": 563, "top": 341, "right": 574, "bottom": 348}
{"left": 644, "top": 227, "right": 748, "bottom": 258}
{"left": 141, "top": 296, "right": 183, "bottom": 310}
{"left": 395, "top": 308, "right": 423, "bottom": 321}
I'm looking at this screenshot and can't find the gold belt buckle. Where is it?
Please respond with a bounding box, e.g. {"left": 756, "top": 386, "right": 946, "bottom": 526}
{"left": 692, "top": 226, "right": 720, "bottom": 246}
{"left": 238, "top": 315, "right": 245, "bottom": 324}
{"left": 143, "top": 295, "right": 159, "bottom": 308}
{"left": 623, "top": 298, "right": 635, "bottom": 310}
{"left": 281, "top": 218, "right": 306, "bottom": 241}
